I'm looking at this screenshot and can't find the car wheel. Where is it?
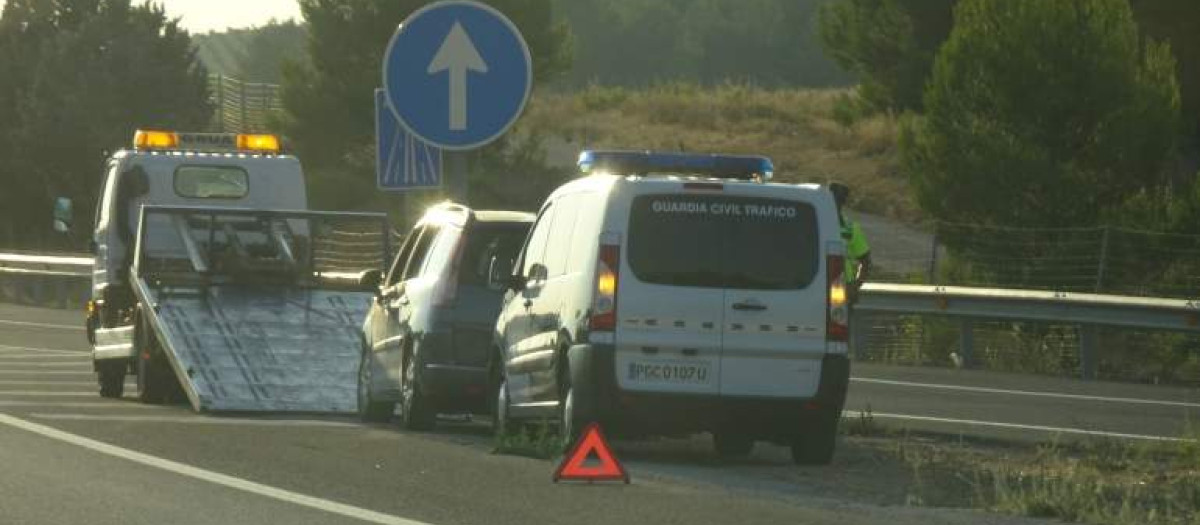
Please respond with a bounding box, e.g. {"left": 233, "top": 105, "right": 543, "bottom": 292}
{"left": 357, "top": 347, "right": 394, "bottom": 423}
{"left": 399, "top": 350, "right": 436, "bottom": 431}
{"left": 791, "top": 415, "right": 839, "bottom": 466}
{"left": 97, "top": 361, "right": 125, "bottom": 399}
{"left": 713, "top": 431, "right": 755, "bottom": 459}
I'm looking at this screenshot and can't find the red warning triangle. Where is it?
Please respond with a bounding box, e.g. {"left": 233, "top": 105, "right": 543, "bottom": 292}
{"left": 553, "top": 423, "right": 629, "bottom": 483}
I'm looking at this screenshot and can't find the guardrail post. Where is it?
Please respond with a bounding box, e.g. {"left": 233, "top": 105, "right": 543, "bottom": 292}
{"left": 958, "top": 319, "right": 975, "bottom": 368}
{"left": 1079, "top": 324, "right": 1099, "bottom": 380}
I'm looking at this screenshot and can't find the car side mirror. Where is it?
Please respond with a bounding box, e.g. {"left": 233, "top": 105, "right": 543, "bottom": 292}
{"left": 359, "top": 269, "right": 383, "bottom": 292}
{"left": 488, "top": 256, "right": 517, "bottom": 291}
{"left": 52, "top": 197, "right": 73, "bottom": 234}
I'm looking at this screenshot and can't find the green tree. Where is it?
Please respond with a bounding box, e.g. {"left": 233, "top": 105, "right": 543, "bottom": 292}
{"left": 818, "top": 0, "right": 957, "bottom": 112}
{"left": 1130, "top": 0, "right": 1200, "bottom": 140}
{"left": 278, "top": 0, "right": 572, "bottom": 212}
{"left": 901, "top": 0, "right": 1180, "bottom": 285}
{"left": 235, "top": 20, "right": 307, "bottom": 84}
{"left": 0, "top": 0, "right": 210, "bottom": 249}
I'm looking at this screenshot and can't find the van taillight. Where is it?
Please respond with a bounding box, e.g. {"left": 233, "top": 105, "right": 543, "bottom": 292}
{"left": 827, "top": 255, "right": 849, "bottom": 342}
{"left": 589, "top": 243, "right": 621, "bottom": 332}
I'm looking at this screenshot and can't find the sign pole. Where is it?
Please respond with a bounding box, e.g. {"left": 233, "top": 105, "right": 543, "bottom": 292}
{"left": 446, "top": 151, "right": 469, "bottom": 205}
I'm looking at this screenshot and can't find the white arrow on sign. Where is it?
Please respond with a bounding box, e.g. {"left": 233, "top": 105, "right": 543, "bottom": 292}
{"left": 427, "top": 21, "right": 488, "bottom": 131}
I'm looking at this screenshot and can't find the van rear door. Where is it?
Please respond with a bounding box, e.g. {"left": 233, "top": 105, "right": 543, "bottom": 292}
{"left": 615, "top": 195, "right": 726, "bottom": 396}
{"left": 715, "top": 194, "right": 825, "bottom": 398}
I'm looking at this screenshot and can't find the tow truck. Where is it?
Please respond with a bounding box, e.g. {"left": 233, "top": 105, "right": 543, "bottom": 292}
{"left": 83, "top": 130, "right": 389, "bottom": 413}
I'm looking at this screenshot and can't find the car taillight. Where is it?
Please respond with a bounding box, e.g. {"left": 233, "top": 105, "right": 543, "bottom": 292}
{"left": 827, "top": 254, "right": 849, "bottom": 342}
{"left": 434, "top": 233, "right": 467, "bottom": 307}
{"left": 589, "top": 243, "right": 620, "bottom": 332}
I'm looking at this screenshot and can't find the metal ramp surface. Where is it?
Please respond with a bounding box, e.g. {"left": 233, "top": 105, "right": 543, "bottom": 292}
{"left": 150, "top": 284, "right": 370, "bottom": 413}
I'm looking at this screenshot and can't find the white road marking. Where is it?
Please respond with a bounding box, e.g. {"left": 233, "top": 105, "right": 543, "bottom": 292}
{"left": 0, "top": 344, "right": 86, "bottom": 355}
{"left": 0, "top": 401, "right": 151, "bottom": 409}
{"left": 31, "top": 413, "right": 360, "bottom": 428}
{"left": 0, "top": 391, "right": 96, "bottom": 397}
{"left": 0, "top": 362, "right": 91, "bottom": 368}
{"left": 852, "top": 377, "right": 1200, "bottom": 409}
{"left": 0, "top": 354, "right": 90, "bottom": 360}
{"left": 0, "top": 414, "right": 429, "bottom": 525}
{"left": 0, "top": 319, "right": 83, "bottom": 331}
{"left": 0, "top": 381, "right": 110, "bottom": 386}
{"left": 848, "top": 410, "right": 1193, "bottom": 442}
{"left": 0, "top": 370, "right": 95, "bottom": 376}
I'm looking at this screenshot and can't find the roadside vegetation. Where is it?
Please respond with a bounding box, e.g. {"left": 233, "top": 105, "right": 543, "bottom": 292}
{"left": 521, "top": 84, "right": 913, "bottom": 220}
{"left": 843, "top": 414, "right": 1200, "bottom": 525}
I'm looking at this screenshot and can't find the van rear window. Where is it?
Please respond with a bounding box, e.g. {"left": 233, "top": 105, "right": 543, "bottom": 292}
{"left": 628, "top": 195, "right": 819, "bottom": 290}
{"left": 174, "top": 166, "right": 249, "bottom": 199}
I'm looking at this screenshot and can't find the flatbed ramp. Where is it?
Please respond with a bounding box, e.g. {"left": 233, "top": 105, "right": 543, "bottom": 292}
{"left": 131, "top": 205, "right": 391, "bottom": 414}
{"left": 153, "top": 285, "right": 369, "bottom": 413}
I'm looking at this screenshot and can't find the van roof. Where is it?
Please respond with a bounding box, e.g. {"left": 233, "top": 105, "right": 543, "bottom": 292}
{"left": 551, "top": 173, "right": 827, "bottom": 199}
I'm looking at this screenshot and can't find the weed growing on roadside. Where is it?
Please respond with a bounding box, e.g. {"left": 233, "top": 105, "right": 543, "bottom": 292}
{"left": 491, "top": 419, "right": 562, "bottom": 460}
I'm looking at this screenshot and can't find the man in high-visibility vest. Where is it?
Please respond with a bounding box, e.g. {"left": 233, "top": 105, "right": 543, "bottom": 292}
{"left": 829, "top": 183, "right": 871, "bottom": 302}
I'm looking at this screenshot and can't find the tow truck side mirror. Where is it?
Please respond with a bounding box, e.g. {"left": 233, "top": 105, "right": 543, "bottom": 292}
{"left": 52, "top": 197, "right": 73, "bottom": 234}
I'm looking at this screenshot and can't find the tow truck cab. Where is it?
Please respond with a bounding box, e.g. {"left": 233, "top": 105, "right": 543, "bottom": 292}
{"left": 86, "top": 131, "right": 306, "bottom": 360}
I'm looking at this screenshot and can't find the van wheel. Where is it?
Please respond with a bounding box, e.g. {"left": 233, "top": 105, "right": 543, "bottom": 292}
{"left": 493, "top": 375, "right": 514, "bottom": 437}
{"left": 713, "top": 431, "right": 755, "bottom": 458}
{"left": 791, "top": 417, "right": 839, "bottom": 465}
{"left": 97, "top": 361, "right": 125, "bottom": 399}
{"left": 399, "top": 350, "right": 436, "bottom": 431}
{"left": 357, "top": 347, "right": 394, "bottom": 423}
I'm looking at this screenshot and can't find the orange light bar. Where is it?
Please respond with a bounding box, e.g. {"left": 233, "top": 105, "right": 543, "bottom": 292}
{"left": 134, "top": 130, "right": 179, "bottom": 150}
{"left": 236, "top": 134, "right": 281, "bottom": 153}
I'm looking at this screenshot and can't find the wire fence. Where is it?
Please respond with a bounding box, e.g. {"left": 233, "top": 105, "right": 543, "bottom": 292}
{"left": 208, "top": 74, "right": 283, "bottom": 134}
{"left": 860, "top": 218, "right": 1200, "bottom": 300}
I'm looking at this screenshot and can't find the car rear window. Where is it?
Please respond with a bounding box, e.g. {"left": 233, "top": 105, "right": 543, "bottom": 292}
{"left": 628, "top": 194, "right": 819, "bottom": 290}
{"left": 174, "top": 166, "right": 249, "bottom": 199}
{"left": 459, "top": 222, "right": 532, "bottom": 286}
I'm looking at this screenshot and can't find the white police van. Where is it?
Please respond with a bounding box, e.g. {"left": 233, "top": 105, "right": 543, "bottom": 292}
{"left": 490, "top": 150, "right": 851, "bottom": 464}
{"left": 84, "top": 130, "right": 307, "bottom": 398}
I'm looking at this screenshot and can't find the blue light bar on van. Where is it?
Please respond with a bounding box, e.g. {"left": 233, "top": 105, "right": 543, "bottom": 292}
{"left": 577, "top": 150, "right": 774, "bottom": 181}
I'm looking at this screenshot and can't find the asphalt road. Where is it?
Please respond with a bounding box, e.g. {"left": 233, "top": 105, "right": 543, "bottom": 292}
{"left": 4, "top": 302, "right": 1196, "bottom": 525}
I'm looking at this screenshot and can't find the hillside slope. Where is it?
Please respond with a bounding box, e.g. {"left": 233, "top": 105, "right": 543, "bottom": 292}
{"left": 522, "top": 85, "right": 916, "bottom": 222}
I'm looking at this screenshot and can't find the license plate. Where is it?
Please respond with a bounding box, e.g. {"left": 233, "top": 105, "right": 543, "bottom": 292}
{"left": 627, "top": 361, "right": 711, "bottom": 385}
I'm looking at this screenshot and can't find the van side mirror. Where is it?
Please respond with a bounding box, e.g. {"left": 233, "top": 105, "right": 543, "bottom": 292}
{"left": 488, "top": 256, "right": 521, "bottom": 291}
{"left": 52, "top": 197, "right": 73, "bottom": 234}
{"left": 358, "top": 269, "right": 383, "bottom": 292}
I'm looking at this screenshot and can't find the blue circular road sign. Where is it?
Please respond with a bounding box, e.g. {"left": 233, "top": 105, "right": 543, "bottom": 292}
{"left": 383, "top": 1, "right": 532, "bottom": 151}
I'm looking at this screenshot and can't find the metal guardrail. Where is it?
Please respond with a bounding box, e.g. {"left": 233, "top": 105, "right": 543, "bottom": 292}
{"left": 854, "top": 283, "right": 1200, "bottom": 380}
{"left": 0, "top": 252, "right": 91, "bottom": 309}
{"left": 5, "top": 252, "right": 1200, "bottom": 381}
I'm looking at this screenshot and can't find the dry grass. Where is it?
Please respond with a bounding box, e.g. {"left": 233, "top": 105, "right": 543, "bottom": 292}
{"left": 520, "top": 83, "right": 919, "bottom": 222}
{"left": 845, "top": 421, "right": 1200, "bottom": 524}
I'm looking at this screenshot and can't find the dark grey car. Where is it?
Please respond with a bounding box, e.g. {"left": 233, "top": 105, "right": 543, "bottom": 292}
{"left": 358, "top": 204, "right": 533, "bottom": 429}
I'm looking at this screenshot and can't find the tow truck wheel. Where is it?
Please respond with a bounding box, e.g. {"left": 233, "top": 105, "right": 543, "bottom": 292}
{"left": 357, "top": 347, "right": 394, "bottom": 423}
{"left": 135, "top": 318, "right": 165, "bottom": 405}
{"left": 713, "top": 431, "right": 755, "bottom": 459}
{"left": 97, "top": 361, "right": 125, "bottom": 398}
{"left": 399, "top": 349, "right": 436, "bottom": 431}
